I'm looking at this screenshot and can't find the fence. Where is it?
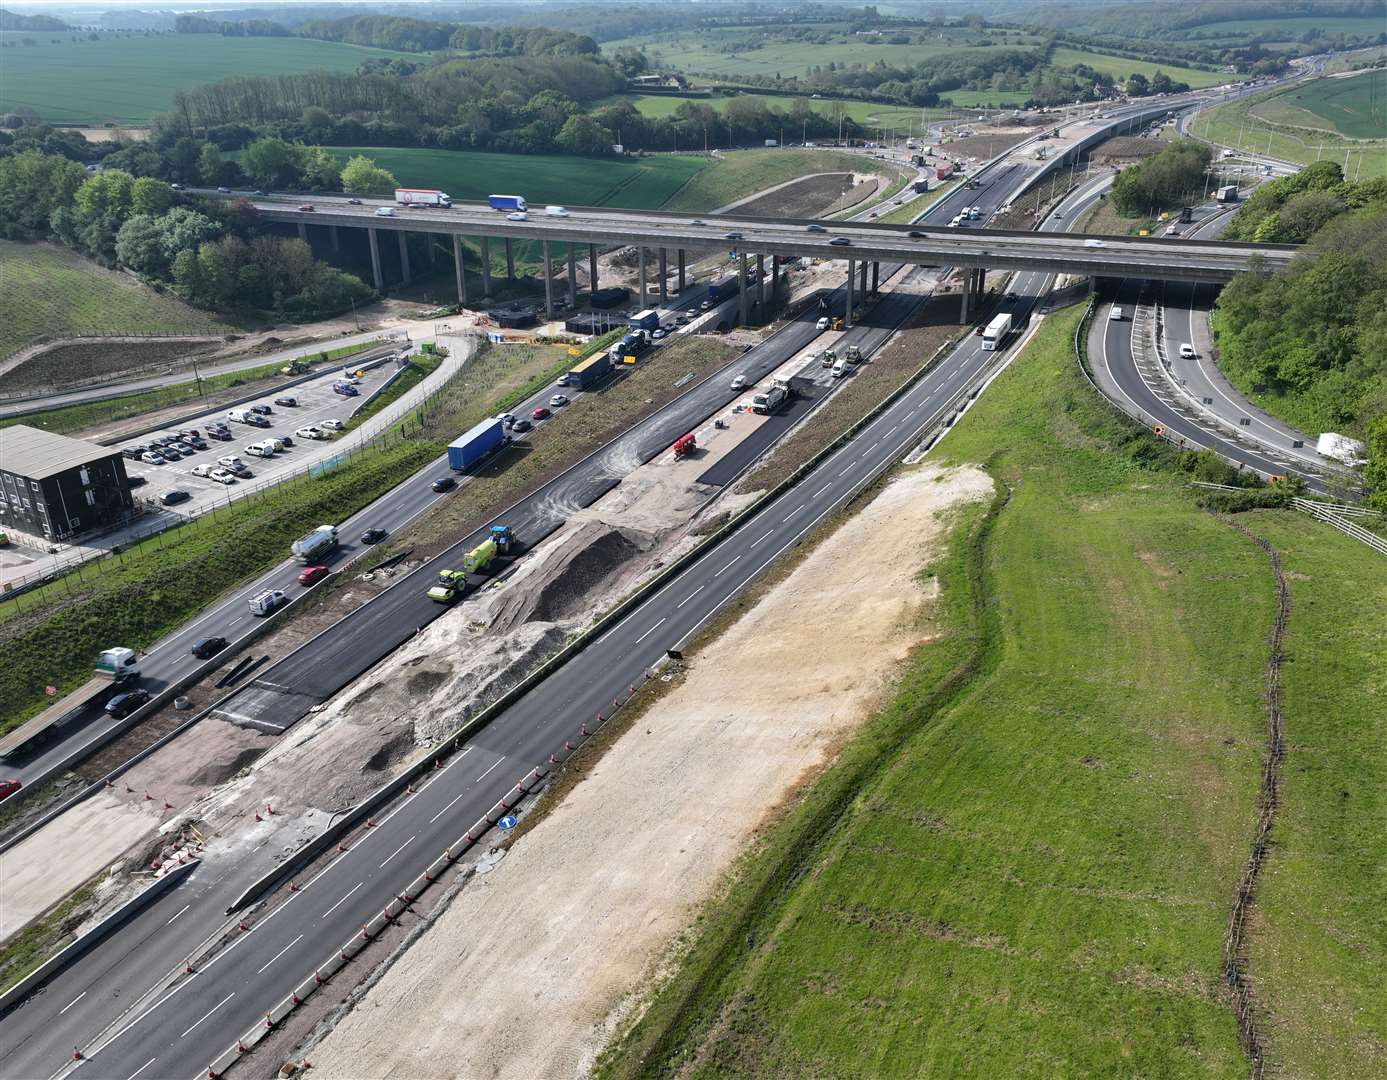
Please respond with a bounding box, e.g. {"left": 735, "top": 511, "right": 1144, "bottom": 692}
{"left": 1188, "top": 482, "right": 1387, "bottom": 558}
{"left": 0, "top": 342, "right": 472, "bottom": 606}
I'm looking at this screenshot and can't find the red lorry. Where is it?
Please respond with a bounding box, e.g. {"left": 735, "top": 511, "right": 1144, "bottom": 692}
{"left": 672, "top": 433, "right": 697, "bottom": 458}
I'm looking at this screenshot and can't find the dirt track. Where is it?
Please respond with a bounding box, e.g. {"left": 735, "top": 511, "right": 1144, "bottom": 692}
{"left": 306, "top": 462, "right": 993, "bottom": 1079}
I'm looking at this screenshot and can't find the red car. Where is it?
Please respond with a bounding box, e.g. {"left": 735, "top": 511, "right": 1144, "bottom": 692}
{"left": 298, "top": 564, "right": 329, "bottom": 586}
{"left": 0, "top": 779, "right": 21, "bottom": 802}
{"left": 531, "top": 406, "right": 551, "bottom": 421}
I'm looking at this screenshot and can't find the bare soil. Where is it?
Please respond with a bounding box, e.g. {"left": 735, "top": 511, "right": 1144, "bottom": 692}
{"left": 305, "top": 462, "right": 995, "bottom": 1079}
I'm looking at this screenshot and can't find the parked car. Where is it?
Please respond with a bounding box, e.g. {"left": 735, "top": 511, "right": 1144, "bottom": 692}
{"left": 105, "top": 688, "right": 151, "bottom": 718}
{"left": 209, "top": 469, "right": 237, "bottom": 485}
{"left": 432, "top": 476, "right": 456, "bottom": 492}
{"left": 207, "top": 427, "right": 232, "bottom": 441}
{"left": 123, "top": 446, "right": 146, "bottom": 460}
{"left": 217, "top": 455, "right": 243, "bottom": 469}
{"left": 160, "top": 489, "right": 191, "bottom": 506}
{"left": 320, "top": 418, "right": 344, "bottom": 430}
{"left": 168, "top": 442, "right": 194, "bottom": 455}
{"left": 0, "top": 779, "right": 22, "bottom": 803}
{"left": 360, "top": 527, "right": 388, "bottom": 544}
{"left": 127, "top": 475, "right": 148, "bottom": 489}
{"left": 274, "top": 396, "right": 298, "bottom": 407}
{"left": 228, "top": 463, "right": 253, "bottom": 478}
{"left": 279, "top": 435, "right": 294, "bottom": 447}
{"left": 512, "top": 418, "right": 533, "bottom": 433}
{"left": 298, "top": 564, "right": 329, "bottom": 586}
{"left": 531, "top": 406, "right": 551, "bottom": 421}
{"left": 191, "top": 463, "right": 214, "bottom": 478}
{"left": 296, "top": 426, "right": 325, "bottom": 440}
{"left": 250, "top": 403, "right": 272, "bottom": 415}
{"left": 159, "top": 447, "right": 182, "bottom": 461}
{"left": 191, "top": 636, "right": 228, "bottom": 659}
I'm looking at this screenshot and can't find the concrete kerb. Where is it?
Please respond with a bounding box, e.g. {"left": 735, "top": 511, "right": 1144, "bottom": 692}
{"left": 0, "top": 859, "right": 200, "bottom": 1017}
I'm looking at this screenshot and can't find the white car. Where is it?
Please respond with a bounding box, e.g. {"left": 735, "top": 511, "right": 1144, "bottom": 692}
{"left": 816, "top": 317, "right": 830, "bottom": 330}
{"left": 320, "top": 418, "right": 344, "bottom": 430}
{"left": 731, "top": 374, "right": 748, "bottom": 391}
{"left": 141, "top": 451, "right": 166, "bottom": 465}
{"left": 549, "top": 393, "right": 570, "bottom": 408}
{"left": 1179, "top": 343, "right": 1197, "bottom": 359}
{"left": 296, "top": 425, "right": 325, "bottom": 440}
{"left": 375, "top": 206, "right": 396, "bottom": 217}
{"left": 190, "top": 463, "right": 214, "bottom": 477}
{"left": 209, "top": 468, "right": 237, "bottom": 485}
{"left": 218, "top": 455, "right": 243, "bottom": 468}
{"left": 545, "top": 205, "right": 569, "bottom": 216}
{"left": 506, "top": 212, "right": 527, "bottom": 221}
{"left": 1084, "top": 239, "right": 1106, "bottom": 248}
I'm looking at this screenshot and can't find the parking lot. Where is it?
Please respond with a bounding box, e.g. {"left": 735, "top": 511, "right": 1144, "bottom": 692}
{"left": 120, "top": 360, "right": 400, "bottom": 513}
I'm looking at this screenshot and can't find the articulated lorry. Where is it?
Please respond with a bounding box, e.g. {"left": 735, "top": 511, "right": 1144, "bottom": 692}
{"left": 488, "top": 194, "right": 527, "bottom": 211}
{"left": 750, "top": 378, "right": 792, "bottom": 415}
{"left": 448, "top": 418, "right": 507, "bottom": 471}
{"left": 563, "top": 351, "right": 612, "bottom": 390}
{"left": 608, "top": 330, "right": 651, "bottom": 365}
{"left": 428, "top": 525, "right": 516, "bottom": 602}
{"left": 395, "top": 188, "right": 452, "bottom": 208}
{"left": 0, "top": 647, "right": 142, "bottom": 759}
{"left": 292, "top": 525, "right": 339, "bottom": 564}
{"left": 629, "top": 309, "right": 660, "bottom": 332}
{"left": 981, "top": 313, "right": 1013, "bottom": 351}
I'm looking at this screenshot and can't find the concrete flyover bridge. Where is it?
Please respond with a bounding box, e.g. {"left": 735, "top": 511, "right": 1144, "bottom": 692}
{"left": 248, "top": 196, "right": 1299, "bottom": 322}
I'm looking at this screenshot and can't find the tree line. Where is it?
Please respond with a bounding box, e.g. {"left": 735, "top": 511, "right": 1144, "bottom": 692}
{"left": 1110, "top": 139, "right": 1213, "bottom": 216}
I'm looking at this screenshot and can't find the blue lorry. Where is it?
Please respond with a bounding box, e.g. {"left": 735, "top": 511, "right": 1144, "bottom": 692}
{"left": 488, "top": 194, "right": 527, "bottom": 211}
{"left": 447, "top": 417, "right": 506, "bottom": 471}
{"left": 706, "top": 275, "right": 739, "bottom": 305}
{"left": 629, "top": 309, "right": 659, "bottom": 332}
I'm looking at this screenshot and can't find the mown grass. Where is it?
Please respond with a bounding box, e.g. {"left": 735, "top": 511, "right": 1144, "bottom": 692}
{"left": 662, "top": 148, "right": 897, "bottom": 211}
{"left": 1048, "top": 46, "right": 1226, "bottom": 89}
{"left": 601, "top": 304, "right": 1385, "bottom": 1077}
{"left": 0, "top": 241, "right": 227, "bottom": 361}
{"left": 1251, "top": 69, "right": 1387, "bottom": 140}
{"left": 0, "top": 33, "right": 417, "bottom": 125}
{"left": 870, "top": 178, "right": 960, "bottom": 225}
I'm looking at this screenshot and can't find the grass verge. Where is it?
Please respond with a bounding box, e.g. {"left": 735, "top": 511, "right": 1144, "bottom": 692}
{"left": 600, "top": 304, "right": 1384, "bottom": 1077}
{"left": 0, "top": 878, "right": 98, "bottom": 991}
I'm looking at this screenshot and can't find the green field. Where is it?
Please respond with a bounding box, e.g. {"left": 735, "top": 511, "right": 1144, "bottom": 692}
{"left": 0, "top": 240, "right": 228, "bottom": 360}
{"left": 661, "top": 147, "right": 898, "bottom": 211}
{"left": 0, "top": 33, "right": 417, "bottom": 125}
{"left": 1048, "top": 46, "right": 1227, "bottom": 89}
{"left": 610, "top": 92, "right": 964, "bottom": 131}
{"left": 1171, "top": 15, "right": 1387, "bottom": 42}
{"left": 1251, "top": 70, "right": 1386, "bottom": 139}
{"left": 600, "top": 305, "right": 1387, "bottom": 1078}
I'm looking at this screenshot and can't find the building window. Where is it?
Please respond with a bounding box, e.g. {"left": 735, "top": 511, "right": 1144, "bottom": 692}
{"left": 80, "top": 466, "right": 91, "bottom": 486}
{"left": 85, "top": 490, "right": 97, "bottom": 506}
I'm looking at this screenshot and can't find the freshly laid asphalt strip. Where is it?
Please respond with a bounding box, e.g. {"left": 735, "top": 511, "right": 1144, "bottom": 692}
{"left": 696, "top": 384, "right": 826, "bottom": 488}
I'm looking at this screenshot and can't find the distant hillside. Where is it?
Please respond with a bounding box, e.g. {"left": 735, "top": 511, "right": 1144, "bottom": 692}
{"left": 0, "top": 7, "right": 70, "bottom": 31}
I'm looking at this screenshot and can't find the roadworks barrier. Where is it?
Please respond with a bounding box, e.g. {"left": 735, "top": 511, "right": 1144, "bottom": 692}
{"left": 0, "top": 859, "right": 199, "bottom": 1016}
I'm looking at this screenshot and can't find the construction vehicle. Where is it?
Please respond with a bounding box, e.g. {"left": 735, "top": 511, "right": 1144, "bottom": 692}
{"left": 750, "top": 378, "right": 792, "bottom": 415}
{"left": 843, "top": 344, "right": 862, "bottom": 365}
{"left": 465, "top": 524, "right": 515, "bottom": 573}
{"left": 820, "top": 347, "right": 837, "bottom": 368}
{"left": 280, "top": 357, "right": 312, "bottom": 376}
{"left": 672, "top": 432, "right": 697, "bottom": 459}
{"left": 427, "top": 568, "right": 469, "bottom": 603}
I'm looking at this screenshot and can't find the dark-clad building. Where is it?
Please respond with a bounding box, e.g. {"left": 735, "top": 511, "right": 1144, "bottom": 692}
{"left": 0, "top": 425, "right": 134, "bottom": 541}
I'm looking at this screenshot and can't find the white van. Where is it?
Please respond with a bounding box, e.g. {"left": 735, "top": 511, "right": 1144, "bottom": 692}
{"left": 227, "top": 408, "right": 251, "bottom": 424}
{"left": 831, "top": 359, "right": 847, "bottom": 379}
{"left": 245, "top": 441, "right": 276, "bottom": 457}
{"left": 545, "top": 205, "right": 569, "bottom": 216}
{"left": 248, "top": 589, "right": 287, "bottom": 616}
{"left": 1109, "top": 306, "right": 1125, "bottom": 321}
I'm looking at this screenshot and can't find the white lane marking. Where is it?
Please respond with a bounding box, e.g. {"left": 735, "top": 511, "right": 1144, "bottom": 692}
{"left": 125, "top": 1058, "right": 157, "bottom": 1080}
{"left": 378, "top": 836, "right": 414, "bottom": 869}
{"left": 839, "top": 465, "right": 854, "bottom": 477}
{"left": 634, "top": 617, "right": 667, "bottom": 645}
{"left": 713, "top": 555, "right": 741, "bottom": 577}
{"left": 813, "top": 483, "right": 832, "bottom": 498}
{"left": 179, "top": 992, "right": 234, "bottom": 1039}
{"left": 475, "top": 759, "right": 504, "bottom": 785}
{"left": 59, "top": 991, "right": 87, "bottom": 1015}
{"left": 255, "top": 933, "right": 303, "bottom": 974}
{"left": 677, "top": 585, "right": 705, "bottom": 609}
{"left": 441, "top": 745, "right": 474, "bottom": 773}
{"left": 783, "top": 504, "right": 805, "bottom": 522}
{"left": 429, "top": 787, "right": 470, "bottom": 824}
{"left": 321, "top": 882, "right": 363, "bottom": 920}
{"left": 749, "top": 529, "right": 773, "bottom": 548}
{"left": 165, "top": 904, "right": 190, "bottom": 925}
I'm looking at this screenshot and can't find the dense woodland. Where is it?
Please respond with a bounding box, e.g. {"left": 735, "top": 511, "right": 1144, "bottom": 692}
{"left": 1213, "top": 163, "right": 1387, "bottom": 505}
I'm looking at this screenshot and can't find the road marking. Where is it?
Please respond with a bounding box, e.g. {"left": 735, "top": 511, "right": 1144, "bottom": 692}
{"left": 677, "top": 585, "right": 704, "bottom": 609}
{"left": 475, "top": 759, "right": 504, "bottom": 785}
{"left": 125, "top": 1058, "right": 157, "bottom": 1080}
{"left": 839, "top": 465, "right": 854, "bottom": 477}
{"left": 784, "top": 504, "right": 805, "bottom": 522}
{"left": 634, "top": 617, "right": 667, "bottom": 645}
{"left": 749, "top": 529, "right": 774, "bottom": 548}
{"left": 713, "top": 555, "right": 740, "bottom": 577}
{"left": 179, "top": 992, "right": 234, "bottom": 1039}
{"left": 429, "top": 788, "right": 470, "bottom": 824}
{"left": 813, "top": 483, "right": 832, "bottom": 498}
{"left": 255, "top": 933, "right": 303, "bottom": 974}
{"left": 378, "top": 836, "right": 414, "bottom": 869}
{"left": 322, "top": 882, "right": 362, "bottom": 920}
{"left": 59, "top": 991, "right": 87, "bottom": 1015}
{"left": 165, "top": 904, "right": 190, "bottom": 925}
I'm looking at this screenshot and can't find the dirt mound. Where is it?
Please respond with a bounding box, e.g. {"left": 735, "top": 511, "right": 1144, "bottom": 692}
{"left": 531, "top": 528, "right": 642, "bottom": 623}
{"left": 189, "top": 747, "right": 264, "bottom": 787}
{"left": 732, "top": 173, "right": 856, "bottom": 218}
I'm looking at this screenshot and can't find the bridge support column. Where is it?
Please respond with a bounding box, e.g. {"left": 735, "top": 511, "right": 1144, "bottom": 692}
{"left": 859, "top": 258, "right": 868, "bottom": 298}
{"left": 453, "top": 234, "right": 467, "bottom": 305}
{"left": 772, "top": 254, "right": 780, "bottom": 296}
{"left": 871, "top": 261, "right": 879, "bottom": 294}
{"left": 480, "top": 237, "right": 492, "bottom": 298}
{"left": 505, "top": 238, "right": 515, "bottom": 282}
{"left": 589, "top": 244, "right": 599, "bottom": 293}
{"left": 542, "top": 239, "right": 554, "bottom": 322}
{"left": 658, "top": 248, "right": 668, "bottom": 304}
{"left": 426, "top": 234, "right": 436, "bottom": 265}
{"left": 975, "top": 268, "right": 987, "bottom": 316}
{"left": 639, "top": 247, "right": 647, "bottom": 304}
{"left": 297, "top": 222, "right": 308, "bottom": 243}
{"left": 329, "top": 225, "right": 340, "bottom": 252}
{"left": 959, "top": 269, "right": 971, "bottom": 322}
{"left": 368, "top": 227, "right": 383, "bottom": 291}
{"left": 568, "top": 245, "right": 578, "bottom": 307}
{"left": 397, "top": 232, "right": 411, "bottom": 286}
{"left": 738, "top": 251, "right": 749, "bottom": 327}
{"left": 756, "top": 253, "right": 765, "bottom": 318}
{"left": 677, "top": 249, "right": 686, "bottom": 292}
{"left": 845, "top": 258, "right": 855, "bottom": 329}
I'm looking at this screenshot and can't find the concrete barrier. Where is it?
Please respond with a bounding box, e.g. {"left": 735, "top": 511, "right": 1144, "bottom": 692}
{"left": 0, "top": 860, "right": 199, "bottom": 1016}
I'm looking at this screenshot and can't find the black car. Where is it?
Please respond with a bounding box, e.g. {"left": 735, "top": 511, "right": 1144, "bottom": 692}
{"left": 274, "top": 396, "right": 298, "bottom": 407}
{"left": 1004, "top": 291, "right": 1019, "bottom": 302}
{"left": 512, "top": 418, "right": 533, "bottom": 434}
{"left": 191, "top": 636, "right": 228, "bottom": 659}
{"left": 122, "top": 446, "right": 146, "bottom": 460}
{"left": 207, "top": 428, "right": 232, "bottom": 441}
{"left": 347, "top": 198, "right": 363, "bottom": 205}
{"left": 432, "top": 477, "right": 456, "bottom": 493}
{"left": 724, "top": 232, "right": 744, "bottom": 241}
{"left": 105, "top": 688, "right": 151, "bottom": 719}
{"left": 279, "top": 435, "right": 295, "bottom": 448}
{"left": 229, "top": 464, "right": 253, "bottom": 478}
{"left": 360, "top": 528, "right": 388, "bottom": 544}
{"left": 908, "top": 230, "right": 927, "bottom": 238}
{"left": 127, "top": 475, "right": 148, "bottom": 489}
{"left": 161, "top": 489, "right": 191, "bottom": 506}
{"left": 250, "top": 404, "right": 273, "bottom": 415}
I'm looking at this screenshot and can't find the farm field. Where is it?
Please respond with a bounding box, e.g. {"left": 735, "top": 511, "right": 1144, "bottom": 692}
{"left": 600, "top": 304, "right": 1387, "bottom": 1079}
{"left": 1250, "top": 69, "right": 1386, "bottom": 139}
{"left": 661, "top": 147, "right": 900, "bottom": 211}
{"left": 0, "top": 240, "right": 228, "bottom": 362}
{"left": 0, "top": 33, "right": 417, "bottom": 125}
{"left": 606, "top": 92, "right": 959, "bottom": 131}
{"left": 1048, "top": 46, "right": 1226, "bottom": 88}
{"left": 1169, "top": 15, "right": 1387, "bottom": 42}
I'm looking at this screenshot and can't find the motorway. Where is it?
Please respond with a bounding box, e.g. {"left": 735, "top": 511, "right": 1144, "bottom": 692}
{"left": 1, "top": 128, "right": 1104, "bottom": 1080}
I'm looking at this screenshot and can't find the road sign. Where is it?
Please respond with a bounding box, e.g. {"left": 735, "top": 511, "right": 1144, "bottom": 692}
{"left": 497, "top": 815, "right": 517, "bottom": 830}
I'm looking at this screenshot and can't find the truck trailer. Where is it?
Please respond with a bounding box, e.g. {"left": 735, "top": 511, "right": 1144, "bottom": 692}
{"left": 706, "top": 275, "right": 741, "bottom": 306}
{"left": 1216, "top": 185, "right": 1239, "bottom": 203}
{"left": 448, "top": 418, "right": 507, "bottom": 471}
{"left": 0, "top": 647, "right": 143, "bottom": 759}
{"left": 566, "top": 351, "right": 613, "bottom": 390}
{"left": 395, "top": 188, "right": 452, "bottom": 208}
{"left": 629, "top": 309, "right": 660, "bottom": 332}
{"left": 292, "top": 525, "right": 339, "bottom": 564}
{"left": 488, "top": 194, "right": 527, "bottom": 211}
{"left": 981, "top": 313, "right": 1013, "bottom": 351}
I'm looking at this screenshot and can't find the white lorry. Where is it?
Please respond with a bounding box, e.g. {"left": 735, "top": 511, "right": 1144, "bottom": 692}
{"left": 750, "top": 378, "right": 791, "bottom": 415}
{"left": 292, "top": 524, "right": 339, "bottom": 563}
{"left": 395, "top": 188, "right": 452, "bottom": 208}
{"left": 981, "top": 313, "right": 1013, "bottom": 351}
{"left": 1316, "top": 432, "right": 1366, "bottom": 466}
